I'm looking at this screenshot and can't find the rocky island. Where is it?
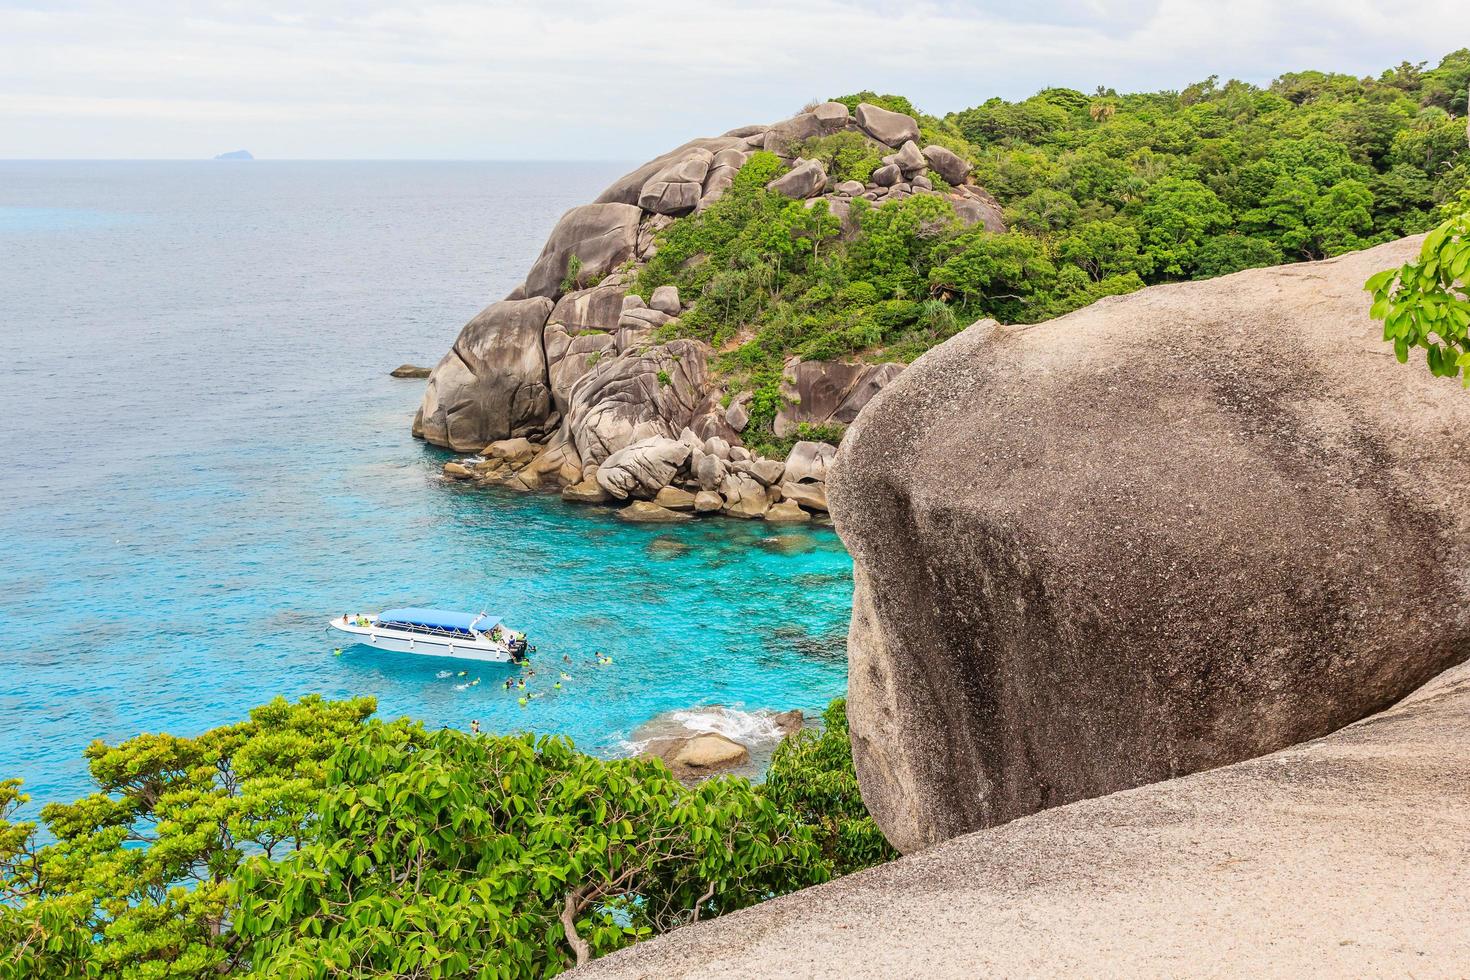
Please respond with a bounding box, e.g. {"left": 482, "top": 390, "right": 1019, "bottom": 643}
{"left": 414, "top": 97, "right": 1004, "bottom": 523}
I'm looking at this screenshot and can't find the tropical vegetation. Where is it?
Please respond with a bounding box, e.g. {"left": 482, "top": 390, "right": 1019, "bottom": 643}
{"left": 630, "top": 51, "right": 1469, "bottom": 450}
{"left": 0, "top": 696, "right": 883, "bottom": 978}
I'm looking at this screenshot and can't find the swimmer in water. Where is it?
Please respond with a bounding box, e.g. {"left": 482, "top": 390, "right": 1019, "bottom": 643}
{"left": 470, "top": 719, "right": 480, "bottom": 734}
{"left": 333, "top": 648, "right": 342, "bottom": 656}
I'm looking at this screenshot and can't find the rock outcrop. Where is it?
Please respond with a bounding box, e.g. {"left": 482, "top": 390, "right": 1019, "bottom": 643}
{"left": 415, "top": 98, "right": 1009, "bottom": 518}
{"left": 774, "top": 357, "right": 904, "bottom": 437}
{"left": 390, "top": 363, "right": 431, "bottom": 378}
{"left": 575, "top": 661, "right": 1470, "bottom": 978}
{"left": 417, "top": 297, "right": 557, "bottom": 451}
{"left": 827, "top": 235, "right": 1470, "bottom": 853}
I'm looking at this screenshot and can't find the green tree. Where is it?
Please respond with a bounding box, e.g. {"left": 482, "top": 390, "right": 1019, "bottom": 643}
{"left": 234, "top": 723, "right": 826, "bottom": 976}
{"left": 1138, "top": 177, "right": 1233, "bottom": 277}
{"left": 0, "top": 696, "right": 376, "bottom": 978}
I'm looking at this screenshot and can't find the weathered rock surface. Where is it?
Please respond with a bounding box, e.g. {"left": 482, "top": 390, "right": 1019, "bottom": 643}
{"left": 854, "top": 102, "right": 919, "bottom": 147}
{"left": 564, "top": 340, "right": 713, "bottom": 465}
{"left": 417, "top": 297, "right": 557, "bottom": 451}
{"left": 523, "top": 204, "right": 642, "bottom": 299}
{"left": 653, "top": 486, "right": 697, "bottom": 511}
{"left": 921, "top": 144, "right": 969, "bottom": 185}
{"left": 767, "top": 159, "right": 828, "bottom": 200}
{"left": 649, "top": 284, "right": 681, "bottom": 316}
{"left": 719, "top": 471, "right": 773, "bottom": 518}
{"left": 593, "top": 138, "right": 744, "bottom": 207}
{"left": 783, "top": 440, "right": 837, "bottom": 484}
{"left": 774, "top": 357, "right": 904, "bottom": 437}
{"left": 638, "top": 149, "right": 714, "bottom": 216}
{"left": 883, "top": 140, "right": 925, "bottom": 177}
{"left": 812, "top": 101, "right": 850, "bottom": 128}
{"left": 764, "top": 500, "right": 811, "bottom": 523}
{"left": 596, "top": 437, "right": 693, "bottom": 500}
{"left": 575, "top": 661, "right": 1470, "bottom": 978}
{"left": 948, "top": 185, "right": 1007, "bottom": 232}
{"left": 673, "top": 733, "right": 749, "bottom": 769}
{"left": 390, "top": 363, "right": 431, "bottom": 378}
{"left": 827, "top": 235, "right": 1470, "bottom": 853}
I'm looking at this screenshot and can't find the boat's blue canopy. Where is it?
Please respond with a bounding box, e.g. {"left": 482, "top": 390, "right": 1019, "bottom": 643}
{"left": 378, "top": 608, "right": 500, "bottom": 635}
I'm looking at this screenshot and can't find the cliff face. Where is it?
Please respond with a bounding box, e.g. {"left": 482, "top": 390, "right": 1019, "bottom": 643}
{"left": 825, "top": 234, "right": 1470, "bottom": 853}
{"left": 413, "top": 101, "right": 1005, "bottom": 520}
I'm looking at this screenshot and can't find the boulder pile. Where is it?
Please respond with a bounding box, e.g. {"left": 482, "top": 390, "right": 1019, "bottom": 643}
{"left": 415, "top": 100, "right": 1001, "bottom": 519}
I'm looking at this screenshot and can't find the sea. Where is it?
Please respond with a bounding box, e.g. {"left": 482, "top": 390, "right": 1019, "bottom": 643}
{"left": 0, "top": 161, "right": 853, "bottom": 810}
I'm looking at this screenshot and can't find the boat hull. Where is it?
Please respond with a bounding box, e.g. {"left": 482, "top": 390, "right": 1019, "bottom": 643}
{"left": 329, "top": 621, "right": 518, "bottom": 664}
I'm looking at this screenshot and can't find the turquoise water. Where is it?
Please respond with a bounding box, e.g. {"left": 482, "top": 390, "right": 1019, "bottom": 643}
{"left": 0, "top": 161, "right": 852, "bottom": 809}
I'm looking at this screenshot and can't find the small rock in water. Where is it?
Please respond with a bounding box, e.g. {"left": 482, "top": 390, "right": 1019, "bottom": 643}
{"left": 390, "top": 364, "right": 432, "bottom": 378}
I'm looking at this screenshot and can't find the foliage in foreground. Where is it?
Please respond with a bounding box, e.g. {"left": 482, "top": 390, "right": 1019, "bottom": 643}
{"left": 763, "top": 698, "right": 896, "bottom": 876}
{"left": 0, "top": 695, "right": 376, "bottom": 978}
{"left": 235, "top": 722, "right": 824, "bottom": 976}
{"left": 1366, "top": 201, "right": 1470, "bottom": 385}
{"left": 0, "top": 696, "right": 886, "bottom": 978}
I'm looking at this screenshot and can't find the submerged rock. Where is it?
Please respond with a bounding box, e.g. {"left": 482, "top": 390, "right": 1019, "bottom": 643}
{"left": 616, "top": 501, "right": 693, "bottom": 523}
{"left": 828, "top": 235, "right": 1470, "bottom": 853}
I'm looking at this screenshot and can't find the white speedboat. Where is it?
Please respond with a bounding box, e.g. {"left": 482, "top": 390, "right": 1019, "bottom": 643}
{"left": 330, "top": 608, "right": 528, "bottom": 664}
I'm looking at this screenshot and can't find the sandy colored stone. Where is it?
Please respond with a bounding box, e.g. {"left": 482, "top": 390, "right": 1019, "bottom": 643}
{"left": 653, "top": 486, "right": 697, "bottom": 511}
{"left": 764, "top": 500, "right": 811, "bottom": 523}
{"left": 441, "top": 461, "right": 473, "bottom": 480}
{"left": 390, "top": 363, "right": 431, "bottom": 378}
{"left": 693, "top": 490, "right": 722, "bottom": 513}
{"left": 616, "top": 501, "right": 693, "bottom": 523}
{"left": 826, "top": 234, "right": 1470, "bottom": 854}
{"left": 672, "top": 733, "right": 749, "bottom": 769}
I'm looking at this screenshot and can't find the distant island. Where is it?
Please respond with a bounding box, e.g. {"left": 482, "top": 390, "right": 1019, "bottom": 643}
{"left": 213, "top": 149, "right": 253, "bottom": 160}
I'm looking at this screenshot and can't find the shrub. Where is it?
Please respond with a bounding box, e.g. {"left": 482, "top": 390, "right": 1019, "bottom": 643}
{"left": 763, "top": 699, "right": 897, "bottom": 877}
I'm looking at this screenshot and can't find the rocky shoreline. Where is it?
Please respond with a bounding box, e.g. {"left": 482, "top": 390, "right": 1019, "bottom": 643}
{"left": 413, "top": 99, "right": 1004, "bottom": 524}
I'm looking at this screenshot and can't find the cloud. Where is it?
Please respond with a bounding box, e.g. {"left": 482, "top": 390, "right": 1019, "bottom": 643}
{"left": 0, "top": 0, "right": 1459, "bottom": 159}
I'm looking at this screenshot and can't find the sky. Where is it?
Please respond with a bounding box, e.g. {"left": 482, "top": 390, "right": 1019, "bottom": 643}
{"left": 1, "top": 0, "right": 1463, "bottom": 160}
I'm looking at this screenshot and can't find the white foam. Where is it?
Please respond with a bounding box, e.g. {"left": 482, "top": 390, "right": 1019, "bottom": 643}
{"left": 667, "top": 706, "right": 786, "bottom": 746}
{"left": 436, "top": 670, "right": 453, "bottom": 678}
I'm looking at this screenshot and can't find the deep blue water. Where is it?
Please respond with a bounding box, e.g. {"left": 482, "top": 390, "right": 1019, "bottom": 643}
{"left": 0, "top": 161, "right": 852, "bottom": 809}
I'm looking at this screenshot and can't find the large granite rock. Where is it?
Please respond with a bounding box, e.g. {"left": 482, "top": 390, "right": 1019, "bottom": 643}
{"left": 575, "top": 661, "right": 1470, "bottom": 978}
{"left": 774, "top": 357, "right": 904, "bottom": 437}
{"left": 767, "top": 159, "right": 828, "bottom": 200}
{"left": 523, "top": 204, "right": 641, "bottom": 299}
{"left": 417, "top": 297, "right": 556, "bottom": 451}
{"left": 827, "top": 235, "right": 1470, "bottom": 853}
{"left": 854, "top": 102, "right": 919, "bottom": 147}
{"left": 596, "top": 437, "right": 693, "bottom": 500}
{"left": 593, "top": 137, "right": 745, "bottom": 207}
{"left": 563, "top": 340, "right": 715, "bottom": 465}
{"left": 638, "top": 149, "right": 714, "bottom": 216}
{"left": 948, "top": 186, "right": 1006, "bottom": 232}
{"left": 921, "top": 144, "right": 970, "bottom": 186}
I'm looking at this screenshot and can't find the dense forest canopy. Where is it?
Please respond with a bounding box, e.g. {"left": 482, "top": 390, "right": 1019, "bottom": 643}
{"left": 633, "top": 51, "right": 1470, "bottom": 453}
